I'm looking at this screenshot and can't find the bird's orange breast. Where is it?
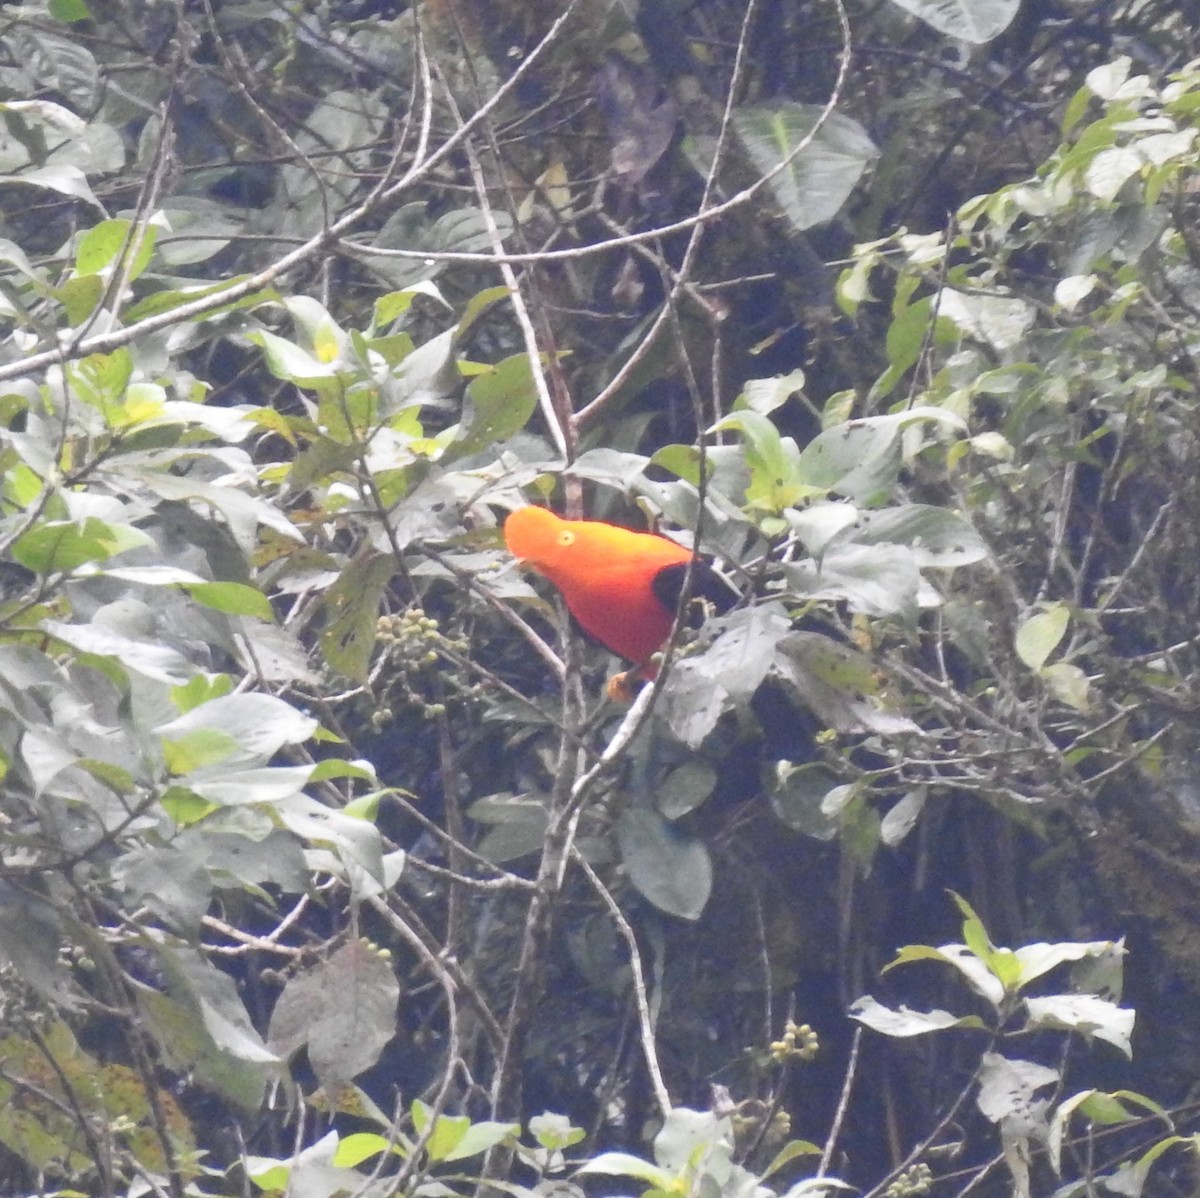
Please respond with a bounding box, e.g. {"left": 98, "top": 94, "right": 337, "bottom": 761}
{"left": 504, "top": 506, "right": 692, "bottom": 665}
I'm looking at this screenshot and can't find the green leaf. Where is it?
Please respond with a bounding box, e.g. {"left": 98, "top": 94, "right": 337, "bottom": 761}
{"left": 69, "top": 348, "right": 133, "bottom": 414}
{"left": 847, "top": 995, "right": 986, "bottom": 1037}
{"left": 884, "top": 943, "right": 1005, "bottom": 1007}
{"left": 1041, "top": 661, "right": 1091, "bottom": 711}
{"left": 171, "top": 673, "right": 234, "bottom": 714}
{"left": 137, "top": 975, "right": 272, "bottom": 1111}
{"left": 243, "top": 1156, "right": 292, "bottom": 1190}
{"left": 4, "top": 462, "right": 43, "bottom": 508}
{"left": 317, "top": 378, "right": 377, "bottom": 443}
{"left": 651, "top": 443, "right": 703, "bottom": 486}
{"left": 529, "top": 1113, "right": 586, "bottom": 1152}
{"left": 576, "top": 1151, "right": 673, "bottom": 1186}
{"left": 451, "top": 283, "right": 511, "bottom": 346}
{"left": 125, "top": 278, "right": 279, "bottom": 321}
{"left": 411, "top": 1101, "right": 470, "bottom": 1161}
{"left": 841, "top": 504, "right": 990, "bottom": 568}
{"left": 79, "top": 759, "right": 135, "bottom": 795}
{"left": 774, "top": 630, "right": 917, "bottom": 737}
{"left": 947, "top": 893, "right": 1023, "bottom": 990}
{"left": 75, "top": 219, "right": 156, "bottom": 279}
{"left": 179, "top": 826, "right": 306, "bottom": 895}
{"left": 1061, "top": 82, "right": 1094, "bottom": 138}
{"left": 1080, "top": 1091, "right": 1138, "bottom": 1125}
{"left": 795, "top": 409, "right": 965, "bottom": 504}
{"left": 1049, "top": 1090, "right": 1109, "bottom": 1174}
{"left": 93, "top": 565, "right": 203, "bottom": 588}
{"left": 13, "top": 517, "right": 147, "bottom": 574}
{"left": 1015, "top": 603, "right": 1070, "bottom": 671}
{"left": 115, "top": 846, "right": 214, "bottom": 935}
{"left": 439, "top": 1119, "right": 520, "bottom": 1162}
{"left": 313, "top": 760, "right": 378, "bottom": 786}
{"left": 156, "top": 693, "right": 319, "bottom": 757}
{"left": 162, "top": 728, "right": 241, "bottom": 774}
{"left": 732, "top": 104, "right": 878, "bottom": 232}
{"left": 373, "top": 281, "right": 448, "bottom": 329}
{"left": 276, "top": 793, "right": 387, "bottom": 898}
{"left": 250, "top": 328, "right": 341, "bottom": 386}
{"left": 736, "top": 370, "right": 807, "bottom": 415}
{"left": 332, "top": 1132, "right": 396, "bottom": 1168}
{"left": 49, "top": 0, "right": 92, "bottom": 20}
{"left": 470, "top": 795, "right": 549, "bottom": 864}
{"left": 768, "top": 763, "right": 842, "bottom": 840}
{"left": 1104, "top": 1136, "right": 1190, "bottom": 1198}
{"left": 0, "top": 1023, "right": 94, "bottom": 1170}
{"left": 184, "top": 581, "right": 274, "bottom": 620}
{"left": 662, "top": 603, "right": 792, "bottom": 748}
{"left": 938, "top": 289, "right": 1034, "bottom": 351}
{"left": 1104, "top": 1089, "right": 1172, "bottom": 1126}
{"left": 320, "top": 554, "right": 397, "bottom": 682}
{"left": 183, "top": 765, "right": 314, "bottom": 808}
{"left": 5, "top": 164, "right": 101, "bottom": 207}
{"left": 788, "top": 501, "right": 858, "bottom": 556}
{"left": 761, "top": 1138, "right": 822, "bottom": 1179}
{"left": 879, "top": 296, "right": 936, "bottom": 393}
{"left": 156, "top": 942, "right": 282, "bottom": 1073}
{"left": 617, "top": 807, "right": 712, "bottom": 921}
{"left": 951, "top": 891, "right": 994, "bottom": 960}
{"left": 839, "top": 788, "right": 883, "bottom": 873}
{"left": 58, "top": 273, "right": 103, "bottom": 325}
{"left": 391, "top": 326, "right": 458, "bottom": 410}
{"left": 135, "top": 945, "right": 278, "bottom": 1123}
{"left": 710, "top": 409, "right": 810, "bottom": 512}
{"left": 160, "top": 787, "right": 217, "bottom": 825}
{"left": 784, "top": 1178, "right": 857, "bottom": 1196}
{"left": 453, "top": 353, "right": 539, "bottom": 458}
{"left": 656, "top": 760, "right": 717, "bottom": 819}
{"left": 786, "top": 544, "right": 923, "bottom": 620}
{"left": 43, "top": 618, "right": 193, "bottom": 684}
{"left": 0, "top": 889, "right": 75, "bottom": 1007}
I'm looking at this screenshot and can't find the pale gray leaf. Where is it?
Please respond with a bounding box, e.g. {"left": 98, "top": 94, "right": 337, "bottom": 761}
{"left": 156, "top": 693, "right": 318, "bottom": 757}
{"left": 886, "top": 0, "right": 1020, "bottom": 43}
{"left": 617, "top": 807, "right": 712, "bottom": 921}
{"left": 733, "top": 104, "right": 878, "bottom": 231}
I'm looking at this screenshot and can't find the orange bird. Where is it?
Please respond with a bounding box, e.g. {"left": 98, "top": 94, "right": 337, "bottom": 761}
{"left": 504, "top": 506, "right": 731, "bottom": 675}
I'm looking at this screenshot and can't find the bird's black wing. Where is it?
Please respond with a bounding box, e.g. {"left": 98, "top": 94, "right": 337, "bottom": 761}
{"left": 650, "top": 558, "right": 738, "bottom": 621}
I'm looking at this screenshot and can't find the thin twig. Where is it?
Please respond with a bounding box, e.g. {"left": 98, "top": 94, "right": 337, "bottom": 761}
{"left": 572, "top": 847, "right": 672, "bottom": 1116}
{"left": 818, "top": 1025, "right": 862, "bottom": 1177}
{"left": 201, "top": 895, "right": 311, "bottom": 956}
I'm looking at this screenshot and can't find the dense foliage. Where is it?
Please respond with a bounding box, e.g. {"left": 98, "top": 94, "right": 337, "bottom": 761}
{"left": 4, "top": 1, "right": 1200, "bottom": 1196}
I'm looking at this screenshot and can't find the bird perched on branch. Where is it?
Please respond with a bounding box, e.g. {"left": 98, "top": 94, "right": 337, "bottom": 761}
{"left": 504, "top": 505, "right": 733, "bottom": 696}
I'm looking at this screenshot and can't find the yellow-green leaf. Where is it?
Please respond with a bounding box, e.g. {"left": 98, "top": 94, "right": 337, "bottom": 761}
{"left": 1016, "top": 603, "right": 1069, "bottom": 671}
{"left": 184, "top": 581, "right": 274, "bottom": 621}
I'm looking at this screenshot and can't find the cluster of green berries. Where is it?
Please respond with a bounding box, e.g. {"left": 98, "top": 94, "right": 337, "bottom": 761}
{"left": 377, "top": 608, "right": 448, "bottom": 665}
{"left": 769, "top": 1021, "right": 819, "bottom": 1063}
{"left": 883, "top": 1163, "right": 933, "bottom": 1197}
{"left": 358, "top": 938, "right": 392, "bottom": 962}
{"left": 374, "top": 609, "right": 478, "bottom": 722}
{"left": 729, "top": 1104, "right": 792, "bottom": 1159}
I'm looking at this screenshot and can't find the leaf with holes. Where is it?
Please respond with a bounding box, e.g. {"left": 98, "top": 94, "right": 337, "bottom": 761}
{"left": 268, "top": 939, "right": 400, "bottom": 1089}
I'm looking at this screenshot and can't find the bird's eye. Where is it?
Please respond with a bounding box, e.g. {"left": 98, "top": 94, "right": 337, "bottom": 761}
{"left": 558, "top": 529, "right": 575, "bottom": 547}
